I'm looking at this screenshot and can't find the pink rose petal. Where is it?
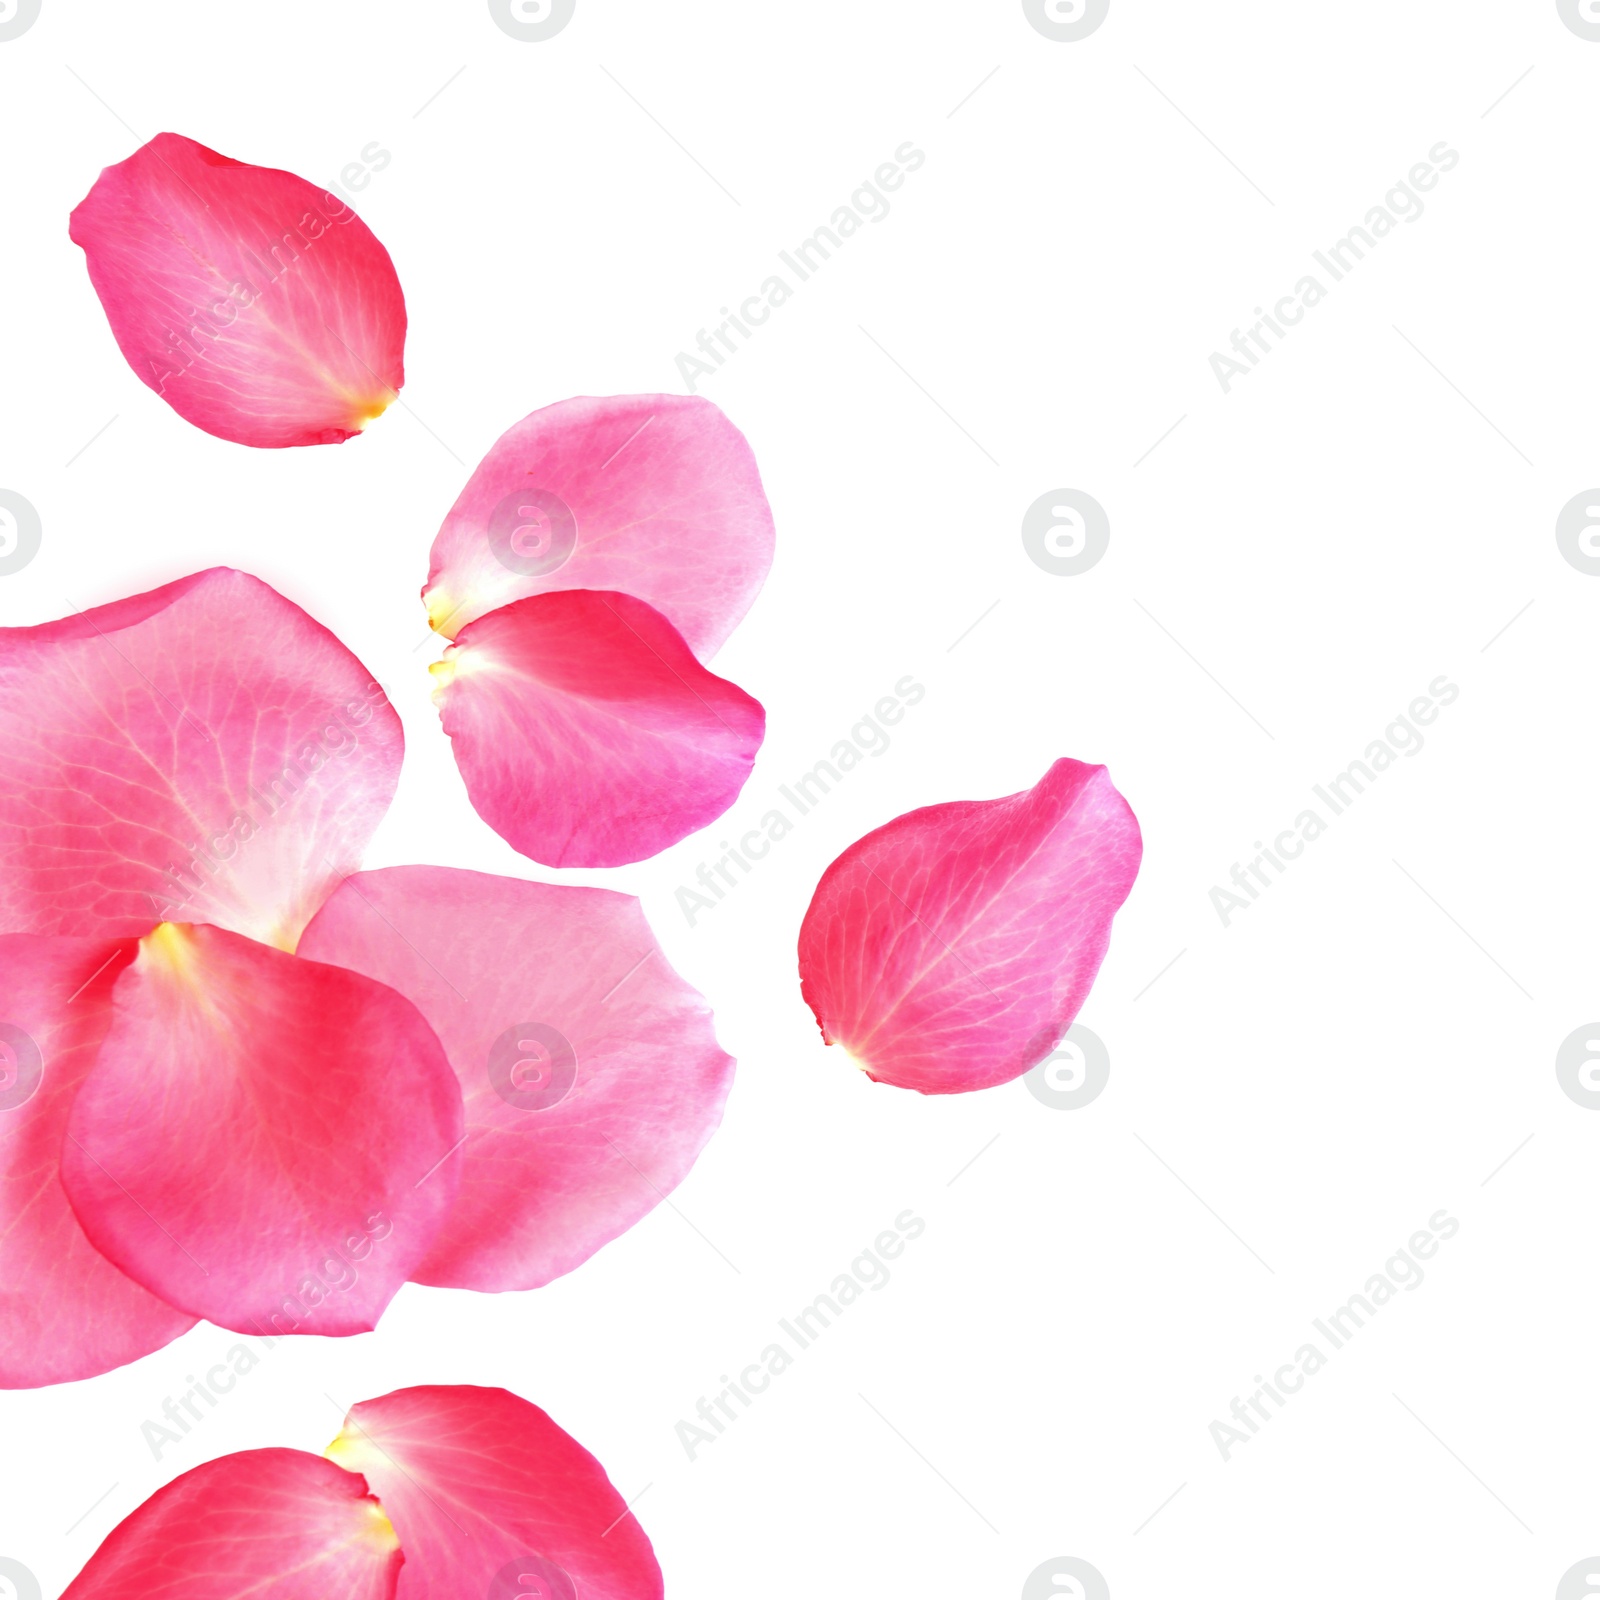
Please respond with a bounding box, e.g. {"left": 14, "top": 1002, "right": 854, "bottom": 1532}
{"left": 71, "top": 132, "right": 405, "bottom": 448}
{"left": 0, "top": 568, "right": 402, "bottom": 949}
{"left": 797, "top": 759, "right": 1142, "bottom": 1094}
{"left": 60, "top": 922, "right": 463, "bottom": 1336}
{"left": 327, "top": 1386, "right": 662, "bottom": 1600}
{"left": 431, "top": 590, "right": 764, "bottom": 867}
{"left": 298, "top": 866, "right": 735, "bottom": 1291}
{"left": 0, "top": 933, "right": 196, "bottom": 1388}
{"left": 62, "top": 1449, "right": 403, "bottom": 1600}
{"left": 422, "top": 395, "right": 774, "bottom": 657}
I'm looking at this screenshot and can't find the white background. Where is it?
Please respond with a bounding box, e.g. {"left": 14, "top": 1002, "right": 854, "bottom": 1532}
{"left": 1, "top": 2, "right": 1597, "bottom": 1597}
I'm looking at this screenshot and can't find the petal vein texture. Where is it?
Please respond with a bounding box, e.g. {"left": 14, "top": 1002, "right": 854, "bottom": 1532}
{"left": 797, "top": 759, "right": 1142, "bottom": 1093}
{"left": 298, "top": 866, "right": 735, "bottom": 1291}
{"left": 60, "top": 922, "right": 464, "bottom": 1335}
{"left": 423, "top": 394, "right": 773, "bottom": 656}
{"left": 0, "top": 567, "right": 403, "bottom": 949}
{"left": 70, "top": 132, "right": 406, "bottom": 447}
{"left": 0, "top": 933, "right": 195, "bottom": 1387}
{"left": 432, "top": 590, "right": 763, "bottom": 867}
{"left": 327, "top": 1386, "right": 662, "bottom": 1600}
{"left": 61, "top": 1449, "right": 403, "bottom": 1600}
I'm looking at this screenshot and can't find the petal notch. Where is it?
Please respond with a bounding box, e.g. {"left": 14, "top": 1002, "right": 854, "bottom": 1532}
{"left": 423, "top": 394, "right": 774, "bottom": 655}
{"left": 299, "top": 866, "right": 735, "bottom": 1291}
{"left": 63, "top": 1449, "right": 402, "bottom": 1600}
{"left": 71, "top": 132, "right": 406, "bottom": 447}
{"left": 0, "top": 568, "right": 402, "bottom": 948}
{"left": 797, "top": 759, "right": 1142, "bottom": 1093}
{"left": 61, "top": 923, "right": 464, "bottom": 1335}
{"left": 327, "top": 1386, "right": 662, "bottom": 1600}
{"left": 432, "top": 590, "right": 764, "bottom": 867}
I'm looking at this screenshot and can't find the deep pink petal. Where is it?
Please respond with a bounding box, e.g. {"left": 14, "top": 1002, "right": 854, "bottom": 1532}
{"left": 432, "top": 590, "right": 764, "bottom": 867}
{"left": 0, "top": 568, "right": 402, "bottom": 948}
{"left": 63, "top": 1449, "right": 402, "bottom": 1600}
{"left": 70, "top": 132, "right": 405, "bottom": 448}
{"left": 298, "top": 866, "right": 734, "bottom": 1291}
{"left": 0, "top": 933, "right": 195, "bottom": 1388}
{"left": 60, "top": 922, "right": 464, "bottom": 1336}
{"left": 422, "top": 395, "right": 773, "bottom": 656}
{"left": 797, "top": 759, "right": 1142, "bottom": 1094}
{"left": 328, "top": 1386, "right": 662, "bottom": 1600}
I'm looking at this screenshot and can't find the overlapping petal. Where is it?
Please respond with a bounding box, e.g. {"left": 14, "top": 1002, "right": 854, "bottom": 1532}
{"left": 431, "top": 590, "right": 764, "bottom": 867}
{"left": 0, "top": 568, "right": 403, "bottom": 949}
{"left": 798, "top": 759, "right": 1142, "bottom": 1093}
{"left": 423, "top": 395, "right": 773, "bottom": 656}
{"left": 0, "top": 933, "right": 196, "bottom": 1388}
{"left": 71, "top": 132, "right": 406, "bottom": 448}
{"left": 62, "top": 1449, "right": 403, "bottom": 1600}
{"left": 327, "top": 1386, "right": 662, "bottom": 1600}
{"left": 298, "top": 866, "right": 735, "bottom": 1291}
{"left": 60, "top": 922, "right": 464, "bottom": 1336}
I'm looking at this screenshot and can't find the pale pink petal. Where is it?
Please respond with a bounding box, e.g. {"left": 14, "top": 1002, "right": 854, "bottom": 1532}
{"left": 0, "top": 568, "right": 402, "bottom": 949}
{"left": 797, "top": 759, "right": 1142, "bottom": 1094}
{"left": 62, "top": 1449, "right": 402, "bottom": 1600}
{"left": 298, "top": 866, "right": 734, "bottom": 1291}
{"left": 328, "top": 1386, "right": 662, "bottom": 1600}
{"left": 71, "top": 132, "right": 405, "bottom": 448}
{"left": 60, "top": 922, "right": 463, "bottom": 1336}
{"left": 422, "top": 395, "right": 773, "bottom": 656}
{"left": 431, "top": 590, "right": 764, "bottom": 867}
{"left": 0, "top": 934, "right": 195, "bottom": 1388}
